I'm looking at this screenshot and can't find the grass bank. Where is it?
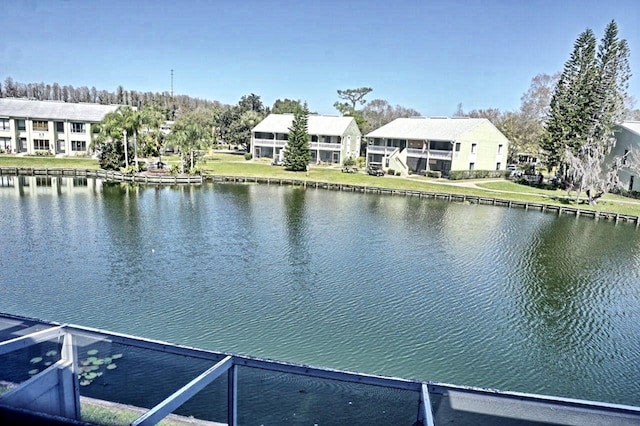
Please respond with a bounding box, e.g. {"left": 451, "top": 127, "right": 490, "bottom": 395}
{"left": 3, "top": 153, "right": 640, "bottom": 217}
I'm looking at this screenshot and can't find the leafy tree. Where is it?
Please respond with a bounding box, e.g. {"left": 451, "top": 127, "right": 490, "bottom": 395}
{"left": 543, "top": 21, "right": 630, "bottom": 173}
{"left": 238, "top": 93, "right": 266, "bottom": 114}
{"left": 283, "top": 104, "right": 310, "bottom": 171}
{"left": 216, "top": 94, "right": 267, "bottom": 151}
{"left": 139, "top": 105, "right": 166, "bottom": 157}
{"left": 272, "top": 98, "right": 305, "bottom": 114}
{"left": 169, "top": 107, "right": 216, "bottom": 173}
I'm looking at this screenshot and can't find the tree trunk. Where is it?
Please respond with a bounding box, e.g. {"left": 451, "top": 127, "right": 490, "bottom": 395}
{"left": 133, "top": 130, "right": 138, "bottom": 170}
{"left": 123, "top": 131, "right": 129, "bottom": 168}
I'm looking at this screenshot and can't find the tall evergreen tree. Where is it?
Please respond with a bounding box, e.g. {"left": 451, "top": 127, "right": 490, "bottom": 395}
{"left": 283, "top": 104, "right": 310, "bottom": 172}
{"left": 543, "top": 21, "right": 630, "bottom": 173}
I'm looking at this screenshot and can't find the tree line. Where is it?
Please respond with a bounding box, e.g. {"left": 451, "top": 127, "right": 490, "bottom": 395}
{"left": 0, "top": 77, "right": 219, "bottom": 120}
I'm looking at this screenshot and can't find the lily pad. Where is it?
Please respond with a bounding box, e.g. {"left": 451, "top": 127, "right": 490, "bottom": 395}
{"left": 80, "top": 380, "right": 91, "bottom": 386}
{"left": 46, "top": 350, "right": 58, "bottom": 357}
{"left": 28, "top": 369, "right": 39, "bottom": 375}
{"left": 87, "top": 349, "right": 99, "bottom": 356}
{"left": 106, "top": 363, "right": 117, "bottom": 370}
{"left": 85, "top": 372, "right": 98, "bottom": 380}
{"left": 86, "top": 357, "right": 98, "bottom": 363}
{"left": 103, "top": 357, "right": 112, "bottom": 364}
{"left": 111, "top": 353, "right": 123, "bottom": 360}
{"left": 44, "top": 361, "right": 52, "bottom": 366}
{"left": 30, "top": 357, "right": 43, "bottom": 364}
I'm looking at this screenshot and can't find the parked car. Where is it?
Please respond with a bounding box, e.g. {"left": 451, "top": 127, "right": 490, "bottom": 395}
{"left": 367, "top": 165, "right": 384, "bottom": 176}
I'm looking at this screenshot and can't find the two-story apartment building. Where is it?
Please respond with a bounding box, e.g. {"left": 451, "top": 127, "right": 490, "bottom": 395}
{"left": 0, "top": 98, "right": 120, "bottom": 156}
{"left": 365, "top": 117, "right": 510, "bottom": 176}
{"left": 251, "top": 114, "right": 361, "bottom": 164}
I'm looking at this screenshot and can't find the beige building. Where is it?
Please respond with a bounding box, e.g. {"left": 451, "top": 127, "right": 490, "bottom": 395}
{"left": 251, "top": 114, "right": 361, "bottom": 164}
{"left": 365, "top": 117, "right": 510, "bottom": 176}
{"left": 0, "top": 98, "right": 120, "bottom": 156}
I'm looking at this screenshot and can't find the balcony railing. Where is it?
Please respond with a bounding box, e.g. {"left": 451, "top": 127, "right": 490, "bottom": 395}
{"left": 1, "top": 313, "right": 639, "bottom": 426}
{"left": 406, "top": 148, "right": 453, "bottom": 160}
{"left": 254, "top": 138, "right": 287, "bottom": 147}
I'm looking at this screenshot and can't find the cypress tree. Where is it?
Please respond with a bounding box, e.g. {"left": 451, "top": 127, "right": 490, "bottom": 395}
{"left": 284, "top": 104, "right": 311, "bottom": 172}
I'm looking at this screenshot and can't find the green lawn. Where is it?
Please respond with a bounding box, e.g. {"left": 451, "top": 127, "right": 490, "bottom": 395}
{"left": 2, "top": 153, "right": 640, "bottom": 216}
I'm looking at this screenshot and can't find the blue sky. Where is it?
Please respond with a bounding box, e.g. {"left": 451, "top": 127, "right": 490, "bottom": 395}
{"left": 2, "top": 0, "right": 639, "bottom": 116}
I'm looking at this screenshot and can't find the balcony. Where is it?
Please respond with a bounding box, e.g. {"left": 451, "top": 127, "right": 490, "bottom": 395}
{"left": 254, "top": 138, "right": 287, "bottom": 147}
{"left": 311, "top": 142, "right": 342, "bottom": 150}
{"left": 406, "top": 148, "right": 453, "bottom": 160}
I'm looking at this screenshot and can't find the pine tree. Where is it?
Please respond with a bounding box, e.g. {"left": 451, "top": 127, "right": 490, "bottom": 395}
{"left": 543, "top": 21, "right": 631, "bottom": 173}
{"left": 284, "top": 104, "right": 311, "bottom": 172}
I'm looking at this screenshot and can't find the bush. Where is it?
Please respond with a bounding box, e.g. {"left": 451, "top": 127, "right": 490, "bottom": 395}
{"left": 343, "top": 156, "right": 356, "bottom": 167}
{"left": 448, "top": 170, "right": 510, "bottom": 180}
{"left": 168, "top": 164, "right": 181, "bottom": 175}
{"left": 356, "top": 157, "right": 366, "bottom": 168}
{"left": 423, "top": 170, "right": 442, "bottom": 179}
{"left": 120, "top": 165, "right": 138, "bottom": 175}
{"left": 244, "top": 152, "right": 252, "bottom": 160}
{"left": 387, "top": 168, "right": 395, "bottom": 175}
{"left": 395, "top": 170, "right": 402, "bottom": 176}
{"left": 35, "top": 150, "right": 53, "bottom": 156}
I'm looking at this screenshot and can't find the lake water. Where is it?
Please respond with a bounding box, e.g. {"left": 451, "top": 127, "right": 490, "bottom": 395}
{"left": 1, "top": 175, "right": 639, "bottom": 406}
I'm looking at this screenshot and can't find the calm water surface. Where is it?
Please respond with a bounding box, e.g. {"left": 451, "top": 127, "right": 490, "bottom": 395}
{"left": 1, "top": 176, "right": 639, "bottom": 406}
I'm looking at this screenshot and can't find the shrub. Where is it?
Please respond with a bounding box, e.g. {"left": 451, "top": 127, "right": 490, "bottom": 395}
{"left": 343, "top": 156, "right": 356, "bottom": 167}
{"left": 395, "top": 170, "right": 402, "bottom": 176}
{"left": 356, "top": 157, "right": 366, "bottom": 168}
{"left": 448, "top": 170, "right": 509, "bottom": 180}
{"left": 244, "top": 152, "right": 252, "bottom": 160}
{"left": 120, "top": 165, "right": 138, "bottom": 175}
{"left": 168, "top": 164, "right": 181, "bottom": 175}
{"left": 387, "top": 168, "right": 395, "bottom": 175}
{"left": 424, "top": 170, "right": 442, "bottom": 179}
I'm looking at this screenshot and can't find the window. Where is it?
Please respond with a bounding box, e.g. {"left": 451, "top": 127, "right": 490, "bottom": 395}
{"left": 34, "top": 139, "right": 50, "bottom": 150}
{"left": 57, "top": 140, "right": 66, "bottom": 152}
{"left": 33, "top": 121, "right": 48, "bottom": 131}
{"left": 624, "top": 149, "right": 629, "bottom": 165}
{"left": 1, "top": 137, "right": 10, "bottom": 150}
{"left": 469, "top": 162, "right": 475, "bottom": 170}
{"left": 19, "top": 138, "right": 27, "bottom": 151}
{"left": 56, "top": 121, "right": 64, "bottom": 133}
{"left": 471, "top": 143, "right": 477, "bottom": 154}
{"left": 71, "top": 122, "right": 85, "bottom": 133}
{"left": 496, "top": 162, "right": 501, "bottom": 170}
{"left": 0, "top": 118, "right": 9, "bottom": 131}
{"left": 17, "top": 120, "right": 26, "bottom": 131}
{"left": 71, "top": 140, "right": 86, "bottom": 151}
{"left": 455, "top": 142, "right": 461, "bottom": 152}
{"left": 498, "top": 144, "right": 503, "bottom": 155}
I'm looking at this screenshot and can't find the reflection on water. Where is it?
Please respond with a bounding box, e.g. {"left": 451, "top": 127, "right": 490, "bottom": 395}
{"left": 0, "top": 177, "right": 639, "bottom": 406}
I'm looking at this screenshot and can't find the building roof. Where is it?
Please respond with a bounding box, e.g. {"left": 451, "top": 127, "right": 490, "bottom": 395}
{"left": 252, "top": 113, "right": 359, "bottom": 136}
{"left": 620, "top": 121, "right": 640, "bottom": 137}
{"left": 365, "top": 117, "right": 490, "bottom": 140}
{"left": 0, "top": 98, "right": 121, "bottom": 122}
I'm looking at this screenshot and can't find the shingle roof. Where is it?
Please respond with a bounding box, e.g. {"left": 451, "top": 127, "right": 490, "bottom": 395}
{"left": 252, "top": 114, "right": 359, "bottom": 136}
{"left": 620, "top": 121, "right": 640, "bottom": 137}
{"left": 365, "top": 117, "right": 489, "bottom": 140}
{"left": 0, "top": 98, "right": 121, "bottom": 122}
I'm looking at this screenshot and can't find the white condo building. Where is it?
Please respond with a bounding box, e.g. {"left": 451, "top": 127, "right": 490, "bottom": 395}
{"left": 0, "top": 98, "right": 120, "bottom": 156}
